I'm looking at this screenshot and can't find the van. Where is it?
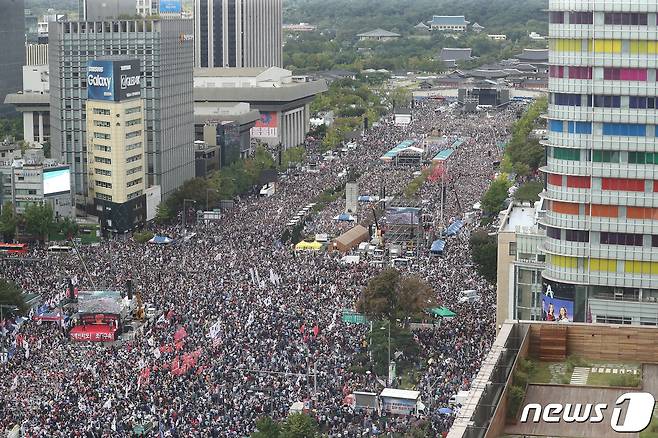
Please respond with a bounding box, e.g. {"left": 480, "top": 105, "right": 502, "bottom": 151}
{"left": 391, "top": 257, "right": 410, "bottom": 268}
{"left": 373, "top": 248, "right": 384, "bottom": 259}
{"left": 340, "top": 255, "right": 360, "bottom": 266}
{"left": 388, "top": 245, "right": 402, "bottom": 258}
{"left": 458, "top": 289, "right": 480, "bottom": 304}
{"left": 450, "top": 390, "right": 470, "bottom": 406}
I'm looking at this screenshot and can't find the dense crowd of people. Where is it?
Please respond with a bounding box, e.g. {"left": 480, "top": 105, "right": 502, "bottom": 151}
{"left": 0, "top": 99, "right": 520, "bottom": 437}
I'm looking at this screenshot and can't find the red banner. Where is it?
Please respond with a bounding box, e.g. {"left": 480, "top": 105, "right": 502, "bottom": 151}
{"left": 70, "top": 324, "right": 117, "bottom": 342}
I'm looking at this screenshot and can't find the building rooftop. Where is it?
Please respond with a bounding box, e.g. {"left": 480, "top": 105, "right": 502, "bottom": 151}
{"left": 194, "top": 80, "right": 328, "bottom": 104}
{"left": 356, "top": 28, "right": 401, "bottom": 38}
{"left": 429, "top": 15, "right": 469, "bottom": 26}
{"left": 516, "top": 48, "right": 549, "bottom": 62}
{"left": 439, "top": 48, "right": 473, "bottom": 62}
{"left": 414, "top": 22, "right": 430, "bottom": 29}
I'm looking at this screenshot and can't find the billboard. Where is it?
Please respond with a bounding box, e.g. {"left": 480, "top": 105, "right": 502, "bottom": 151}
{"left": 159, "top": 0, "right": 181, "bottom": 13}
{"left": 87, "top": 59, "right": 141, "bottom": 102}
{"left": 43, "top": 167, "right": 71, "bottom": 196}
{"left": 541, "top": 279, "right": 576, "bottom": 322}
{"left": 251, "top": 111, "right": 279, "bottom": 138}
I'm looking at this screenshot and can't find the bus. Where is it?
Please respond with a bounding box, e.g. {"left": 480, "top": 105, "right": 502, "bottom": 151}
{"left": 0, "top": 243, "right": 28, "bottom": 254}
{"left": 47, "top": 245, "right": 73, "bottom": 252}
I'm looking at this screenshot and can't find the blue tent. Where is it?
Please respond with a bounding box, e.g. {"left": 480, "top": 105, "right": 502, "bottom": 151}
{"left": 336, "top": 213, "right": 355, "bottom": 222}
{"left": 443, "top": 219, "right": 464, "bottom": 237}
{"left": 148, "top": 235, "right": 173, "bottom": 244}
{"left": 430, "top": 239, "right": 446, "bottom": 255}
{"left": 438, "top": 407, "right": 453, "bottom": 415}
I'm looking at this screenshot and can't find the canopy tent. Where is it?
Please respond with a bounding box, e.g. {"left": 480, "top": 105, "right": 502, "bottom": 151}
{"left": 295, "top": 240, "right": 323, "bottom": 251}
{"left": 428, "top": 306, "right": 457, "bottom": 318}
{"left": 358, "top": 195, "right": 379, "bottom": 202}
{"left": 380, "top": 139, "right": 418, "bottom": 162}
{"left": 148, "top": 235, "right": 173, "bottom": 244}
{"left": 432, "top": 148, "right": 454, "bottom": 162}
{"left": 443, "top": 219, "right": 465, "bottom": 237}
{"left": 335, "top": 213, "right": 356, "bottom": 222}
{"left": 430, "top": 239, "right": 446, "bottom": 255}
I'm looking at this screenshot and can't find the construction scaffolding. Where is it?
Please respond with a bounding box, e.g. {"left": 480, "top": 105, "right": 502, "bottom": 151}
{"left": 383, "top": 198, "right": 425, "bottom": 255}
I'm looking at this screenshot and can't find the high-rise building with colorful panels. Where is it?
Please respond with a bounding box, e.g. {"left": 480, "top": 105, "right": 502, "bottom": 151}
{"left": 542, "top": 0, "right": 658, "bottom": 325}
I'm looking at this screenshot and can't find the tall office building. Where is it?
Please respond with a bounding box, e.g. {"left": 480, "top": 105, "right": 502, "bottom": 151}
{"left": 0, "top": 0, "right": 26, "bottom": 116}
{"left": 194, "top": 0, "right": 282, "bottom": 68}
{"left": 49, "top": 18, "right": 195, "bottom": 207}
{"left": 542, "top": 0, "right": 658, "bottom": 325}
{"left": 86, "top": 58, "right": 146, "bottom": 234}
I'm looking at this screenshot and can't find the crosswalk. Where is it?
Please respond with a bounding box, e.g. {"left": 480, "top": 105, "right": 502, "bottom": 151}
{"left": 570, "top": 367, "right": 590, "bottom": 385}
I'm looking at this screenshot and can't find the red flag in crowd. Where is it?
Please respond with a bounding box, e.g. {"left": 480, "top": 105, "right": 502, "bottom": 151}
{"left": 173, "top": 326, "right": 188, "bottom": 341}
{"left": 299, "top": 324, "right": 305, "bottom": 334}
{"left": 312, "top": 325, "right": 319, "bottom": 337}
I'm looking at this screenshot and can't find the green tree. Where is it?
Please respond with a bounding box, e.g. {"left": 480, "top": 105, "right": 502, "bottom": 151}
{"left": 251, "top": 417, "right": 280, "bottom": 438}
{"left": 357, "top": 268, "right": 400, "bottom": 319}
{"left": 23, "top": 203, "right": 55, "bottom": 242}
{"left": 280, "top": 413, "right": 318, "bottom": 438}
{"left": 155, "top": 203, "right": 173, "bottom": 224}
{"left": 356, "top": 269, "right": 435, "bottom": 320}
{"left": 469, "top": 229, "right": 498, "bottom": 284}
{"left": 0, "top": 202, "right": 18, "bottom": 242}
{"left": 481, "top": 176, "right": 511, "bottom": 215}
{"left": 134, "top": 230, "right": 154, "bottom": 244}
{"left": 58, "top": 217, "right": 79, "bottom": 240}
{"left": 514, "top": 180, "right": 544, "bottom": 202}
{"left": 0, "top": 279, "right": 28, "bottom": 316}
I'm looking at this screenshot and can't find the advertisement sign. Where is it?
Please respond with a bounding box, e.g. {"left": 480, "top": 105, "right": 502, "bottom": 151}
{"left": 541, "top": 279, "right": 575, "bottom": 322}
{"left": 251, "top": 112, "right": 279, "bottom": 138}
{"left": 159, "top": 0, "right": 181, "bottom": 13}
{"left": 87, "top": 59, "right": 141, "bottom": 102}
{"left": 382, "top": 397, "right": 416, "bottom": 415}
{"left": 43, "top": 167, "right": 71, "bottom": 196}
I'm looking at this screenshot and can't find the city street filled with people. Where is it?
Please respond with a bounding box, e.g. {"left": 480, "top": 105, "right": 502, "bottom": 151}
{"left": 0, "top": 99, "right": 520, "bottom": 437}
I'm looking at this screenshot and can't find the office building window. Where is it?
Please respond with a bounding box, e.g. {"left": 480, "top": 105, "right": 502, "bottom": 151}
{"left": 127, "top": 177, "right": 143, "bottom": 187}
{"left": 95, "top": 168, "right": 111, "bottom": 176}
{"left": 569, "top": 11, "right": 593, "bottom": 24}
{"left": 95, "top": 145, "right": 111, "bottom": 153}
{"left": 126, "top": 154, "right": 142, "bottom": 163}
{"left": 604, "top": 12, "right": 648, "bottom": 25}
{"left": 94, "top": 157, "right": 111, "bottom": 164}
{"left": 565, "top": 229, "right": 589, "bottom": 242}
{"left": 93, "top": 108, "right": 111, "bottom": 115}
{"left": 602, "top": 123, "right": 646, "bottom": 136}
{"left": 94, "top": 120, "right": 111, "bottom": 127}
{"left": 95, "top": 180, "right": 112, "bottom": 189}
{"left": 126, "top": 118, "right": 142, "bottom": 127}
{"left": 94, "top": 132, "right": 110, "bottom": 140}
{"left": 126, "top": 130, "right": 141, "bottom": 139}
{"left": 125, "top": 107, "right": 141, "bottom": 115}
{"left": 601, "top": 232, "right": 643, "bottom": 246}
{"left": 126, "top": 142, "right": 142, "bottom": 151}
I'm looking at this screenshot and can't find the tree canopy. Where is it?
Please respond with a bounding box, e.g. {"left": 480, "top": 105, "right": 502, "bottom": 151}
{"left": 469, "top": 230, "right": 498, "bottom": 284}
{"left": 357, "top": 268, "right": 435, "bottom": 320}
{"left": 0, "top": 279, "right": 28, "bottom": 316}
{"left": 23, "top": 203, "right": 55, "bottom": 242}
{"left": 0, "top": 203, "right": 18, "bottom": 242}
{"left": 481, "top": 175, "right": 511, "bottom": 216}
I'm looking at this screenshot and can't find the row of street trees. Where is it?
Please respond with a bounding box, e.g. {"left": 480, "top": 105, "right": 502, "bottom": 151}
{"left": 0, "top": 202, "right": 77, "bottom": 243}
{"left": 156, "top": 146, "right": 302, "bottom": 222}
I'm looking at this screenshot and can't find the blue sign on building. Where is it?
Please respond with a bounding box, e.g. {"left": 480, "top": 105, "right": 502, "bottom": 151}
{"left": 159, "top": 0, "right": 181, "bottom": 13}
{"left": 87, "top": 59, "right": 141, "bottom": 102}
{"left": 87, "top": 60, "right": 115, "bottom": 101}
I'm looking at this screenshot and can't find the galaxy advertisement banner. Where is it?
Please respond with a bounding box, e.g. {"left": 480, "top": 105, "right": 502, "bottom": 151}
{"left": 251, "top": 112, "right": 278, "bottom": 138}
{"left": 87, "top": 59, "right": 141, "bottom": 102}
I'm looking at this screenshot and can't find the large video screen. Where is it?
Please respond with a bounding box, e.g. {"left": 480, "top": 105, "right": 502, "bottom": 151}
{"left": 43, "top": 168, "right": 71, "bottom": 195}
